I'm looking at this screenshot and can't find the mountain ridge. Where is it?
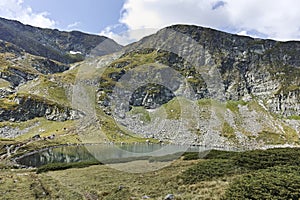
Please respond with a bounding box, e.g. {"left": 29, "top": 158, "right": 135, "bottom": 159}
{"left": 0, "top": 17, "right": 122, "bottom": 64}
{"left": 0, "top": 18, "right": 299, "bottom": 150}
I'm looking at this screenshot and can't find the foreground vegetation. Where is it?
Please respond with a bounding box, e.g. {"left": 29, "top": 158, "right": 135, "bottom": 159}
{"left": 1, "top": 147, "right": 300, "bottom": 199}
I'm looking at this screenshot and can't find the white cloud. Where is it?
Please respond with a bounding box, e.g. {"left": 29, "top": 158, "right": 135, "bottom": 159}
{"left": 0, "top": 0, "right": 56, "bottom": 28}
{"left": 225, "top": 0, "right": 300, "bottom": 40}
{"left": 102, "top": 0, "right": 300, "bottom": 44}
{"left": 100, "top": 25, "right": 157, "bottom": 46}
{"left": 67, "top": 21, "right": 81, "bottom": 30}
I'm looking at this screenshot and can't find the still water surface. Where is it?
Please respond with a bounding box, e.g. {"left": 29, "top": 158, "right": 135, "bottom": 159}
{"left": 16, "top": 143, "right": 210, "bottom": 167}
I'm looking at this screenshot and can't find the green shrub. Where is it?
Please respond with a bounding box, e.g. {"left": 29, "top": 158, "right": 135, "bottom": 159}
{"left": 182, "top": 152, "right": 201, "bottom": 160}
{"left": 233, "top": 148, "right": 300, "bottom": 170}
{"left": 224, "top": 166, "right": 300, "bottom": 199}
{"left": 36, "top": 160, "right": 102, "bottom": 173}
{"left": 204, "top": 149, "right": 240, "bottom": 160}
{"left": 180, "top": 159, "right": 245, "bottom": 184}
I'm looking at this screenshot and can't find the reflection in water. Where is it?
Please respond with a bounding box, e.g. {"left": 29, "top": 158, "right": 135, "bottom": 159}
{"left": 16, "top": 143, "right": 208, "bottom": 167}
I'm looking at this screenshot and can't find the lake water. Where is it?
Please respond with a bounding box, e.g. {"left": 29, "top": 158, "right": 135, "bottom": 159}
{"left": 16, "top": 143, "right": 211, "bottom": 167}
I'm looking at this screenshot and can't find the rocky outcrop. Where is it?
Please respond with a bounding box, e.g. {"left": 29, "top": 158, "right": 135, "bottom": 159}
{"left": 0, "top": 94, "right": 84, "bottom": 122}
{"left": 0, "top": 123, "right": 38, "bottom": 138}
{"left": 0, "top": 67, "right": 37, "bottom": 87}
{"left": 82, "top": 25, "right": 300, "bottom": 147}
{"left": 121, "top": 25, "right": 300, "bottom": 117}
{"left": 0, "top": 87, "right": 14, "bottom": 98}
{"left": 30, "top": 58, "right": 70, "bottom": 75}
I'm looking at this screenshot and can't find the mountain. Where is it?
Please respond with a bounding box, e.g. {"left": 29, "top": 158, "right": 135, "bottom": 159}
{"left": 0, "top": 17, "right": 122, "bottom": 64}
{"left": 92, "top": 25, "right": 300, "bottom": 147}
{"left": 0, "top": 19, "right": 299, "bottom": 155}
{"left": 126, "top": 25, "right": 300, "bottom": 117}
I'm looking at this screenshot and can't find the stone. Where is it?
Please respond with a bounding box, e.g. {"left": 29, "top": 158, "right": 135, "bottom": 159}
{"left": 164, "top": 194, "right": 174, "bottom": 200}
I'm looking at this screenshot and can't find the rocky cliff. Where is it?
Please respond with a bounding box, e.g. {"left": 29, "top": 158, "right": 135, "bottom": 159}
{"left": 0, "top": 17, "right": 122, "bottom": 63}
{"left": 0, "top": 19, "right": 299, "bottom": 148}
{"left": 79, "top": 25, "right": 300, "bottom": 148}
{"left": 124, "top": 25, "right": 300, "bottom": 118}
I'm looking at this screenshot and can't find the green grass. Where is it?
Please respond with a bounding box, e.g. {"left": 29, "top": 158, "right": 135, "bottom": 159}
{"left": 128, "top": 106, "right": 151, "bottom": 123}
{"left": 95, "top": 108, "right": 158, "bottom": 144}
{"left": 0, "top": 78, "right": 11, "bottom": 88}
{"left": 162, "top": 97, "right": 182, "bottom": 119}
{"left": 181, "top": 148, "right": 300, "bottom": 198}
{"left": 203, "top": 149, "right": 240, "bottom": 160}
{"left": 226, "top": 100, "right": 247, "bottom": 113}
{"left": 287, "top": 115, "right": 300, "bottom": 120}
{"left": 0, "top": 98, "right": 17, "bottom": 109}
{"left": 233, "top": 148, "right": 300, "bottom": 170}
{"left": 14, "top": 118, "right": 78, "bottom": 141}
{"left": 3, "top": 148, "right": 300, "bottom": 199}
{"left": 18, "top": 76, "right": 70, "bottom": 106}
{"left": 256, "top": 130, "right": 285, "bottom": 144}
{"left": 182, "top": 152, "right": 201, "bottom": 160}
{"left": 221, "top": 122, "right": 236, "bottom": 139}
{"left": 180, "top": 159, "right": 246, "bottom": 184}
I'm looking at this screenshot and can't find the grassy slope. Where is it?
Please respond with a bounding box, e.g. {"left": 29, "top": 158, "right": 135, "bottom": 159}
{"left": 0, "top": 159, "right": 228, "bottom": 200}
{"left": 3, "top": 148, "right": 300, "bottom": 199}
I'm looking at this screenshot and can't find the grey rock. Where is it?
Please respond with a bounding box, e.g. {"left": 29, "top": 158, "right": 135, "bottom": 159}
{"left": 164, "top": 194, "right": 174, "bottom": 200}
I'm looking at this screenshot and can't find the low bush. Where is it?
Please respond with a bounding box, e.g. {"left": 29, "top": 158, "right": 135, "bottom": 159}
{"left": 180, "top": 159, "right": 245, "bottom": 184}
{"left": 182, "top": 152, "right": 200, "bottom": 160}
{"left": 224, "top": 166, "right": 300, "bottom": 199}
{"left": 203, "top": 149, "right": 240, "bottom": 160}
{"left": 36, "top": 160, "right": 102, "bottom": 173}
{"left": 233, "top": 148, "right": 300, "bottom": 170}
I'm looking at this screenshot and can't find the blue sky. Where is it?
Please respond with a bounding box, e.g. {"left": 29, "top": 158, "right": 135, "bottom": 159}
{"left": 23, "top": 0, "right": 125, "bottom": 33}
{"left": 0, "top": 0, "right": 300, "bottom": 45}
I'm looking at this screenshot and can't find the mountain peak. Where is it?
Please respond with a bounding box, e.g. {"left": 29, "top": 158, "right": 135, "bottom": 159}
{"left": 0, "top": 17, "right": 122, "bottom": 64}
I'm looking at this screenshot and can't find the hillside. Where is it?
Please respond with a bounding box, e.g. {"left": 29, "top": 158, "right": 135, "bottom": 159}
{"left": 78, "top": 24, "right": 300, "bottom": 148}
{"left": 0, "top": 21, "right": 299, "bottom": 159}
{"left": 0, "top": 17, "right": 122, "bottom": 64}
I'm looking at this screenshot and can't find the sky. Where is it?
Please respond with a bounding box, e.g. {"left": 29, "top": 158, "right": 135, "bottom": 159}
{"left": 0, "top": 0, "right": 300, "bottom": 45}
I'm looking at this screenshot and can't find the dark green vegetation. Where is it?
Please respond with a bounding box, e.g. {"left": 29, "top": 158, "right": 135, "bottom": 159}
{"left": 2, "top": 147, "right": 300, "bottom": 199}
{"left": 180, "top": 147, "right": 300, "bottom": 199}
{"left": 224, "top": 166, "right": 300, "bottom": 199}
{"left": 36, "top": 160, "right": 102, "bottom": 174}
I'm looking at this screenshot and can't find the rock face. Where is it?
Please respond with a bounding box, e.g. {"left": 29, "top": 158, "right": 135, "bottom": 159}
{"left": 0, "top": 19, "right": 299, "bottom": 147}
{"left": 124, "top": 25, "right": 300, "bottom": 118}
{"left": 0, "top": 94, "right": 84, "bottom": 122}
{"left": 87, "top": 24, "right": 300, "bottom": 147}
{"left": 0, "top": 17, "right": 122, "bottom": 63}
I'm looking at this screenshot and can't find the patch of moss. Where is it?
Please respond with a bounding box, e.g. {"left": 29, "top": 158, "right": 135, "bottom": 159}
{"left": 18, "top": 76, "right": 69, "bottom": 106}
{"left": 256, "top": 130, "right": 285, "bottom": 145}
{"left": 96, "top": 108, "right": 158, "bottom": 144}
{"left": 14, "top": 118, "right": 77, "bottom": 141}
{"left": 226, "top": 100, "right": 247, "bottom": 113}
{"left": 0, "top": 78, "right": 11, "bottom": 88}
{"left": 287, "top": 115, "right": 300, "bottom": 120}
{"left": 221, "top": 122, "right": 236, "bottom": 139}
{"left": 162, "top": 97, "right": 182, "bottom": 120}
{"left": 128, "top": 106, "right": 151, "bottom": 123}
{"left": 0, "top": 98, "right": 17, "bottom": 110}
{"left": 282, "top": 124, "right": 299, "bottom": 143}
